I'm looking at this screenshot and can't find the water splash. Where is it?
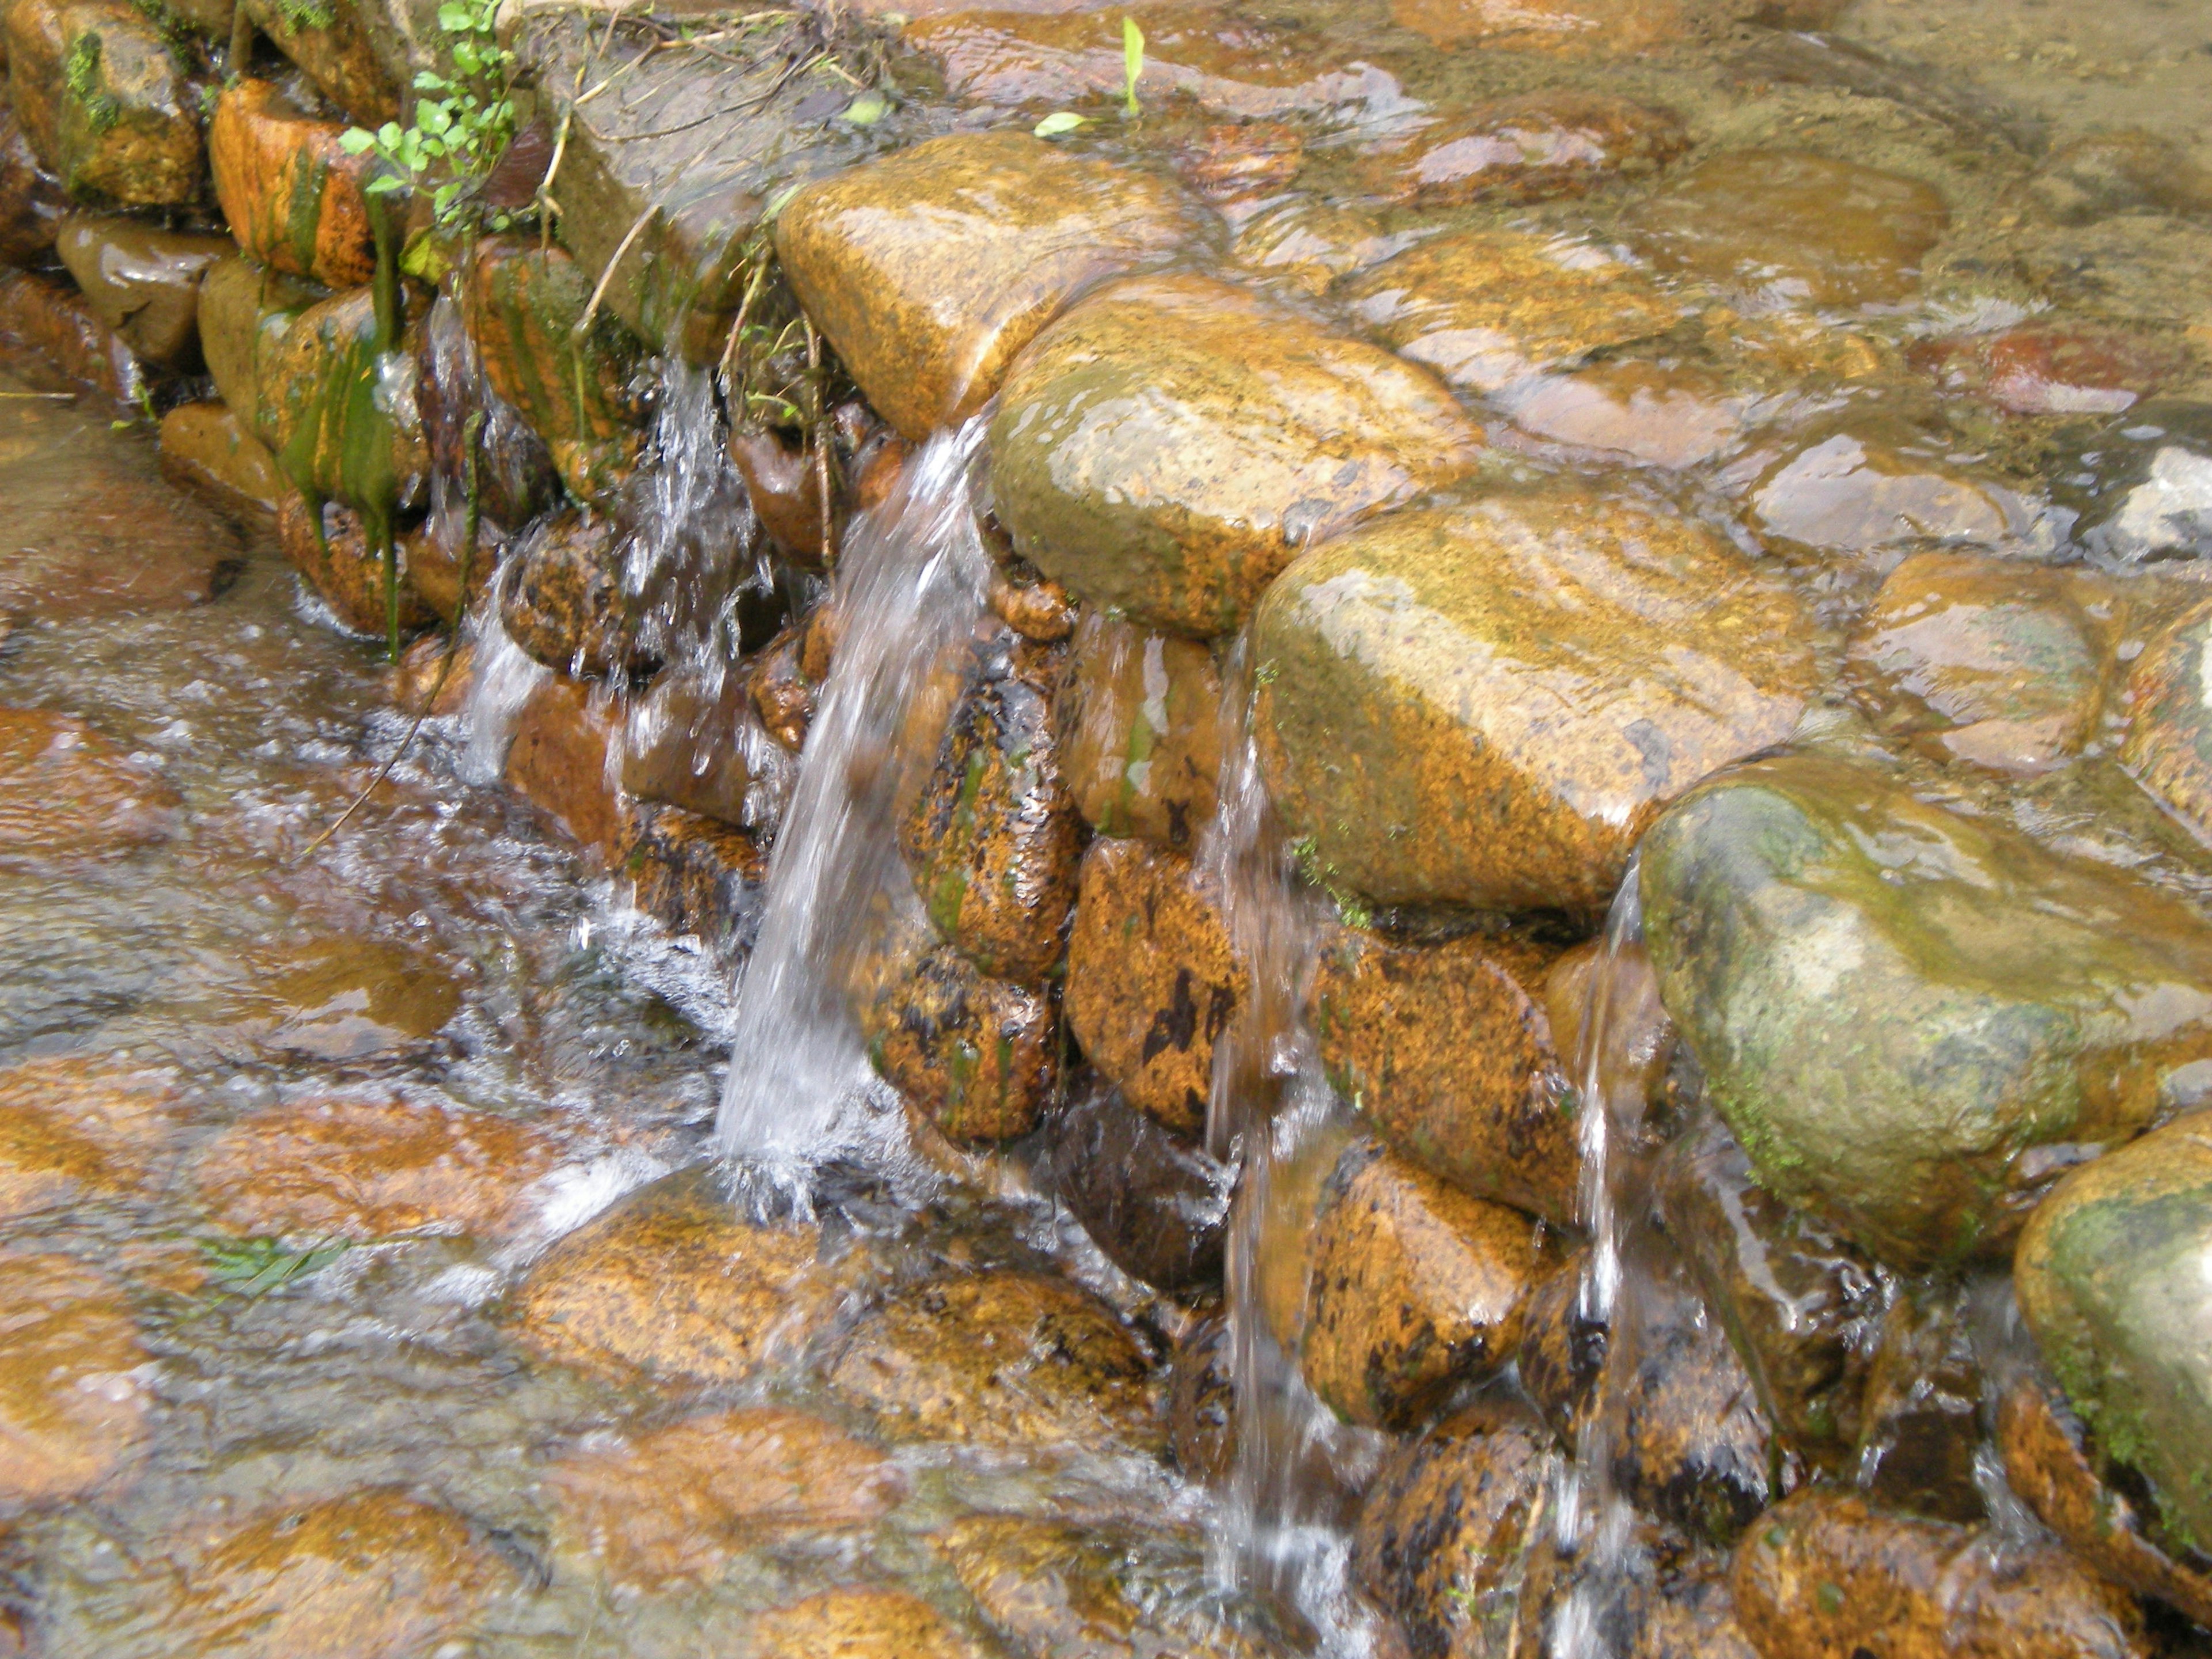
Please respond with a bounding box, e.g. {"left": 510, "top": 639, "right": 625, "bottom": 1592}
{"left": 713, "top": 417, "right": 994, "bottom": 1191}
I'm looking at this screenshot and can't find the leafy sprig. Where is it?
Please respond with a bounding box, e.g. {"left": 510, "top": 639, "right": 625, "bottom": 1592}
{"left": 338, "top": 0, "right": 513, "bottom": 226}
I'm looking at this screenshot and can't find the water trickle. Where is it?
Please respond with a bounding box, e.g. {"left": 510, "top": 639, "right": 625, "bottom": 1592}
{"left": 714, "top": 416, "right": 994, "bottom": 1188}
{"left": 457, "top": 567, "right": 548, "bottom": 788}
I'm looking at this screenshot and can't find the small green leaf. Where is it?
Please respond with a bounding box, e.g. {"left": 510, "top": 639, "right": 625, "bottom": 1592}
{"left": 363, "top": 173, "right": 404, "bottom": 195}
{"left": 338, "top": 125, "right": 375, "bottom": 153}
{"left": 840, "top": 88, "right": 889, "bottom": 125}
{"left": 435, "top": 3, "right": 470, "bottom": 28}
{"left": 1033, "top": 109, "right": 1085, "bottom": 137}
{"left": 1122, "top": 15, "right": 1143, "bottom": 115}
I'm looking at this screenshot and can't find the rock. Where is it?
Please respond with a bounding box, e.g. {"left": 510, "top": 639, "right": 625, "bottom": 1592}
{"left": 0, "top": 108, "right": 67, "bottom": 267}
{"left": 240, "top": 0, "right": 400, "bottom": 124}
{"left": 991, "top": 273, "right": 1483, "bottom": 638}
{"left": 184, "top": 1092, "right": 562, "bottom": 1243}
{"left": 0, "top": 1056, "right": 175, "bottom": 1221}
{"left": 1311, "top": 924, "right": 1579, "bottom": 1225}
{"left": 1515, "top": 1521, "right": 1760, "bottom": 1659}
{"left": 861, "top": 941, "right": 1060, "bottom": 1142}
{"left": 1389, "top": 0, "right": 1706, "bottom": 51}
{"left": 990, "top": 571, "right": 1078, "bottom": 645}
{"left": 1641, "top": 751, "right": 2212, "bottom": 1268}
{"left": 274, "top": 493, "right": 437, "bottom": 638}
{"left": 2059, "top": 400, "right": 2212, "bottom": 567}
{"left": 1041, "top": 1073, "right": 1232, "bottom": 1291}
{"left": 2118, "top": 597, "right": 2212, "bottom": 836}
{"left": 1493, "top": 358, "right": 1753, "bottom": 470}
{"left": 1854, "top": 1281, "right": 1983, "bottom": 1524}
{"left": 1517, "top": 1249, "right": 1604, "bottom": 1446}
{"left": 1911, "top": 323, "right": 2186, "bottom": 418}
{"left": 505, "top": 673, "right": 624, "bottom": 861}
{"left": 1633, "top": 151, "right": 1949, "bottom": 306}
{"left": 0, "top": 269, "right": 143, "bottom": 403}
{"left": 1255, "top": 1112, "right": 1362, "bottom": 1351}
{"left": 512, "top": 1165, "right": 829, "bottom": 1389}
{"left": 176, "top": 1490, "right": 518, "bottom": 1659}
{"left": 1748, "top": 433, "right": 2047, "bottom": 560}
{"left": 243, "top": 935, "right": 461, "bottom": 1059}
{"left": 749, "top": 627, "right": 814, "bottom": 753}
{"left": 209, "top": 81, "right": 377, "bottom": 289}
{"left": 1848, "top": 551, "right": 2116, "bottom": 774}
{"left": 827, "top": 1269, "right": 1162, "bottom": 1451}
{"left": 1063, "top": 838, "right": 1245, "bottom": 1139}
{"left": 776, "top": 131, "right": 1203, "bottom": 441}
{"left": 389, "top": 631, "right": 472, "bottom": 716}
{"left": 1358, "top": 93, "right": 1688, "bottom": 207}
{"left": 3, "top": 0, "right": 201, "bottom": 204}
{"left": 457, "top": 237, "right": 645, "bottom": 506}
{"left": 626, "top": 803, "right": 766, "bottom": 955}
{"left": 750, "top": 1588, "right": 994, "bottom": 1659}
{"left": 0, "top": 1252, "right": 152, "bottom": 1503}
{"left": 1729, "top": 1491, "right": 2144, "bottom": 1659}
{"left": 1354, "top": 1397, "right": 1556, "bottom": 1659}
{"left": 1342, "top": 228, "right": 1681, "bottom": 396}
{"left": 1167, "top": 1311, "right": 1236, "bottom": 1485}
{"left": 544, "top": 1407, "right": 905, "bottom": 1586}
{"left": 622, "top": 661, "right": 761, "bottom": 828}
{"left": 900, "top": 639, "right": 1082, "bottom": 983}
{"left": 1055, "top": 608, "right": 1222, "bottom": 849}
{"left": 1230, "top": 192, "right": 1411, "bottom": 295}
{"left": 1998, "top": 1375, "right": 2212, "bottom": 1630}
{"left": 195, "top": 255, "right": 324, "bottom": 438}
{"left": 1612, "top": 1275, "right": 1777, "bottom": 1548}
{"left": 1300, "top": 1142, "right": 1538, "bottom": 1431}
{"left": 0, "top": 707, "right": 176, "bottom": 858}
{"left": 1656, "top": 1113, "right": 1884, "bottom": 1472}
{"left": 53, "top": 217, "right": 232, "bottom": 369}
{"left": 501, "top": 511, "right": 637, "bottom": 679}
{"left": 2027, "top": 128, "right": 2212, "bottom": 226}
{"left": 728, "top": 426, "right": 834, "bottom": 566}
{"left": 159, "top": 402, "right": 287, "bottom": 513}
{"left": 1253, "top": 484, "right": 1816, "bottom": 917}
{"left": 261, "top": 287, "right": 430, "bottom": 542}
{"left": 1180, "top": 120, "right": 1305, "bottom": 203}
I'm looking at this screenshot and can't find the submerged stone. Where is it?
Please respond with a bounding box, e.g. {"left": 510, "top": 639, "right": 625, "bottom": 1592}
{"left": 0, "top": 109, "right": 67, "bottom": 267}
{"left": 0, "top": 1252, "right": 152, "bottom": 1505}
{"left": 1342, "top": 227, "right": 1681, "bottom": 395}
{"left": 1063, "top": 838, "right": 1246, "bottom": 1139}
{"left": 1301, "top": 1141, "right": 1538, "bottom": 1431}
{"left": 1253, "top": 484, "right": 1816, "bottom": 916}
{"left": 1633, "top": 150, "right": 1949, "bottom": 306}
{"left": 0, "top": 707, "right": 177, "bottom": 858}
{"left": 1749, "top": 433, "right": 2046, "bottom": 559}
{"left": 209, "top": 80, "right": 377, "bottom": 289}
{"left": 2116, "top": 597, "right": 2212, "bottom": 838}
{"left": 1358, "top": 92, "right": 1688, "bottom": 207}
{"left": 1041, "top": 1072, "right": 1232, "bottom": 1290}
{"left": 1055, "top": 608, "right": 1222, "bottom": 849}
{"left": 1229, "top": 191, "right": 1410, "bottom": 294}
{"left": 1911, "top": 322, "right": 2186, "bottom": 418}
{"left": 239, "top": 0, "right": 400, "bottom": 124}
{"left": 1641, "top": 752, "right": 2212, "bottom": 1268}
{"left": 4, "top": 0, "right": 202, "bottom": 205}
{"left": 1167, "top": 1311, "right": 1236, "bottom": 1485}
{"left": 622, "top": 661, "right": 760, "bottom": 828}
{"left": 248, "top": 935, "right": 461, "bottom": 1058}
{"left": 1854, "top": 1281, "right": 1984, "bottom": 1524}
{"left": 778, "top": 132, "right": 1202, "bottom": 441}
{"left": 0, "top": 1056, "right": 175, "bottom": 1221}
{"left": 1493, "top": 358, "right": 1754, "bottom": 470}
{"left": 52, "top": 216, "right": 229, "bottom": 369}
{"left": 751, "top": 1588, "right": 993, "bottom": 1659}
{"left": 826, "top": 1269, "right": 1162, "bottom": 1452}
{"left": 2060, "top": 400, "right": 2212, "bottom": 568}
{"left": 993, "top": 273, "right": 1483, "bottom": 638}
{"left": 862, "top": 941, "right": 1060, "bottom": 1142}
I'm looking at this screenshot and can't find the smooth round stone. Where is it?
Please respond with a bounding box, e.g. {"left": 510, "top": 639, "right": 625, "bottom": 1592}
{"left": 1633, "top": 150, "right": 1950, "bottom": 305}
{"left": 1357, "top": 92, "right": 1688, "bottom": 207}
{"left": 1493, "top": 359, "right": 1752, "bottom": 469}
{"left": 240, "top": 935, "right": 464, "bottom": 1059}
{"left": 1911, "top": 322, "right": 2186, "bottom": 417}
{"left": 861, "top": 940, "right": 1060, "bottom": 1142}
{"left": 158, "top": 402, "right": 287, "bottom": 514}
{"left": 0, "top": 709, "right": 177, "bottom": 860}
{"left": 53, "top": 215, "right": 233, "bottom": 368}
{"left": 751, "top": 1588, "right": 995, "bottom": 1659}
{"left": 1230, "top": 193, "right": 1411, "bottom": 294}
{"left": 1748, "top": 433, "right": 2043, "bottom": 556}
{"left": 0, "top": 1252, "right": 152, "bottom": 1504}
{"left": 1040, "top": 1072, "right": 1232, "bottom": 1291}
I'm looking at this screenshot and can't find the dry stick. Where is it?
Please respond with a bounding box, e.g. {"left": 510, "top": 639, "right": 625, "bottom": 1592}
{"left": 297, "top": 411, "right": 487, "bottom": 862}
{"left": 806, "top": 315, "right": 832, "bottom": 569}
{"left": 714, "top": 249, "right": 773, "bottom": 402}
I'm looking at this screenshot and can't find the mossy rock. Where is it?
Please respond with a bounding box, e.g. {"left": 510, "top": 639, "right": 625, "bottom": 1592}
{"left": 196, "top": 253, "right": 325, "bottom": 437}
{"left": 209, "top": 79, "right": 378, "bottom": 289}
{"left": 3, "top": 0, "right": 202, "bottom": 206}
{"left": 241, "top": 0, "right": 400, "bottom": 124}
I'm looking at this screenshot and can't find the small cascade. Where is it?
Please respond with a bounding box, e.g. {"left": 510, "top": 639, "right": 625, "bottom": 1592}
{"left": 713, "top": 416, "right": 994, "bottom": 1185}
{"left": 456, "top": 562, "right": 548, "bottom": 787}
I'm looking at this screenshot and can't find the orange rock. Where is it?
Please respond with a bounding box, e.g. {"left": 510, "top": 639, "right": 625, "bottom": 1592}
{"left": 209, "top": 80, "right": 378, "bottom": 289}
{"left": 1055, "top": 608, "right": 1222, "bottom": 847}
{"left": 505, "top": 673, "right": 624, "bottom": 862}
{"left": 0, "top": 1055, "right": 177, "bottom": 1222}
{"left": 0, "top": 1252, "right": 153, "bottom": 1504}
{"left": 751, "top": 1588, "right": 994, "bottom": 1659}
{"left": 274, "top": 492, "right": 438, "bottom": 640}
{"left": 0, "top": 268, "right": 144, "bottom": 403}
{"left": 862, "top": 941, "right": 1060, "bottom": 1142}
{"left": 158, "top": 402, "right": 287, "bottom": 513}
{"left": 0, "top": 707, "right": 177, "bottom": 859}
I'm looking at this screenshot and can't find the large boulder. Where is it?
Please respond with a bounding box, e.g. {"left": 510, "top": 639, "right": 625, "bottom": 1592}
{"left": 54, "top": 215, "right": 233, "bottom": 368}
{"left": 209, "top": 80, "right": 377, "bottom": 289}
{"left": 990, "top": 273, "right": 1484, "bottom": 638}
{"left": 1641, "top": 752, "right": 2212, "bottom": 1268}
{"left": 776, "top": 131, "right": 1203, "bottom": 440}
{"left": 3, "top": 0, "right": 202, "bottom": 205}
{"left": 1252, "top": 484, "right": 1816, "bottom": 917}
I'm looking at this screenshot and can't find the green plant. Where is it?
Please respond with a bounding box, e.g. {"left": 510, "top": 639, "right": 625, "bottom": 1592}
{"left": 338, "top": 0, "right": 513, "bottom": 225}
{"left": 200, "top": 1235, "right": 351, "bottom": 1297}
{"left": 64, "top": 33, "right": 122, "bottom": 135}
{"left": 1122, "top": 15, "right": 1143, "bottom": 115}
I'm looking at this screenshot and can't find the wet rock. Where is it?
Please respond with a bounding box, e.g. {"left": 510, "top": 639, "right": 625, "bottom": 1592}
{"left": 1342, "top": 228, "right": 1681, "bottom": 396}
{"left": 1633, "top": 150, "right": 1949, "bottom": 306}
{"left": 544, "top": 1407, "right": 905, "bottom": 1586}
{"left": 1613, "top": 1277, "right": 1777, "bottom": 1547}
{"left": 196, "top": 255, "right": 323, "bottom": 438}
{"left": 2058, "top": 400, "right": 2212, "bottom": 567}
{"left": 626, "top": 803, "right": 766, "bottom": 955}
{"left": 992, "top": 273, "right": 1482, "bottom": 638}
{"left": 990, "top": 571, "right": 1077, "bottom": 644}
{"left": 176, "top": 1490, "right": 518, "bottom": 1659}
{"left": 2118, "top": 597, "right": 2212, "bottom": 836}
{"left": 3, "top": 0, "right": 202, "bottom": 205}
{"left": 1998, "top": 1375, "right": 2212, "bottom": 1630}
{"left": 862, "top": 941, "right": 1060, "bottom": 1142}
{"left": 623, "top": 661, "right": 760, "bottom": 827}
{"left": 777, "top": 131, "right": 1200, "bottom": 441}
{"left": 458, "top": 237, "right": 645, "bottom": 506}
{"left": 244, "top": 936, "right": 461, "bottom": 1059}
{"left": 1312, "top": 925, "right": 1579, "bottom": 1225}
{"left": 500, "top": 511, "right": 637, "bottom": 679}
{"left": 1641, "top": 751, "right": 2212, "bottom": 1268}
{"left": 1389, "top": 0, "right": 1775, "bottom": 51}
{"left": 1055, "top": 609, "right": 1221, "bottom": 849}
{"left": 1064, "top": 838, "right": 1245, "bottom": 1139}
{"left": 1167, "top": 1311, "right": 1236, "bottom": 1484}
{"left": 942, "top": 1514, "right": 1294, "bottom": 1659}
{"left": 0, "top": 1057, "right": 174, "bottom": 1220}
{"left": 0, "top": 1252, "right": 152, "bottom": 1503}
{"left": 1361, "top": 93, "right": 1688, "bottom": 207}
{"left": 750, "top": 628, "right": 815, "bottom": 752}
{"left": 900, "top": 640, "right": 1082, "bottom": 984}
{"left": 1911, "top": 323, "right": 2186, "bottom": 418}
{"left": 1042, "top": 1073, "right": 1232, "bottom": 1291}
{"left": 260, "top": 286, "right": 430, "bottom": 529}
{"left": 512, "top": 1165, "right": 830, "bottom": 1390}
{"left": 1253, "top": 484, "right": 1816, "bottom": 917}
{"left": 1853, "top": 1280, "right": 1983, "bottom": 1524}
{"left": 1182, "top": 119, "right": 1305, "bottom": 202}
{"left": 158, "top": 402, "right": 287, "bottom": 513}
{"left": 2026, "top": 128, "right": 2212, "bottom": 227}
{"left": 0, "top": 707, "right": 176, "bottom": 858}
{"left": 1518, "top": 1249, "right": 1604, "bottom": 1446}
{"left": 1494, "top": 358, "right": 1753, "bottom": 470}
{"left": 1657, "top": 1113, "right": 1884, "bottom": 1472}
{"left": 0, "top": 109, "right": 67, "bottom": 268}
{"left": 826, "top": 1270, "right": 1162, "bottom": 1452}
{"left": 240, "top": 0, "right": 400, "bottom": 124}
{"left": 1514, "top": 1521, "right": 1759, "bottom": 1659}
{"left": 751, "top": 1588, "right": 994, "bottom": 1659}
{"left": 1301, "top": 1141, "right": 1538, "bottom": 1431}
{"left": 184, "top": 1092, "right": 561, "bottom": 1243}
{"left": 0, "top": 269, "right": 143, "bottom": 403}
{"left": 1254, "top": 1112, "right": 1360, "bottom": 1351}
{"left": 1354, "top": 1396, "right": 1558, "bottom": 1659}
{"left": 728, "top": 426, "right": 832, "bottom": 566}
{"left": 208, "top": 80, "right": 377, "bottom": 290}
{"left": 53, "top": 217, "right": 231, "bottom": 370}
{"left": 389, "top": 631, "right": 472, "bottom": 716}
{"left": 505, "top": 672, "right": 624, "bottom": 861}
{"left": 1848, "top": 551, "right": 2117, "bottom": 774}
{"left": 1749, "top": 433, "right": 2047, "bottom": 560}
{"left": 1729, "top": 1491, "right": 2144, "bottom": 1659}
{"left": 1230, "top": 192, "right": 1410, "bottom": 294}
{"left": 274, "top": 493, "right": 436, "bottom": 638}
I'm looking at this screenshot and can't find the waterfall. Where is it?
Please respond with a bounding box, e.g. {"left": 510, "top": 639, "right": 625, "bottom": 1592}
{"left": 713, "top": 416, "right": 994, "bottom": 1190}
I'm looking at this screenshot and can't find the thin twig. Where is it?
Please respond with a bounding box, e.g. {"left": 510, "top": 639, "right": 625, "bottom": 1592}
{"left": 806, "top": 315, "right": 832, "bottom": 568}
